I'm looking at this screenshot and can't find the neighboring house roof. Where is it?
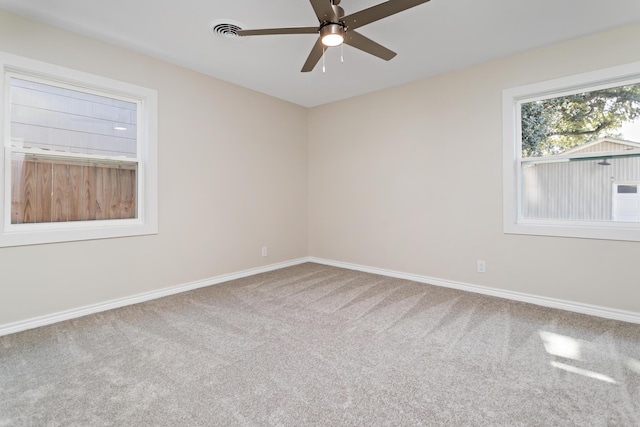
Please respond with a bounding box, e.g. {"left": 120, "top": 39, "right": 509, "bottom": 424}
{"left": 564, "top": 137, "right": 640, "bottom": 155}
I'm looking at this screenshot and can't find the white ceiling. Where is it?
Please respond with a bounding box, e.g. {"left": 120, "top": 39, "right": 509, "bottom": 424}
{"left": 1, "top": 0, "right": 640, "bottom": 107}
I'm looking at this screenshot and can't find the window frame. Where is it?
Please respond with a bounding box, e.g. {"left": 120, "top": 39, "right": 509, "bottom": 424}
{"left": 503, "top": 60, "right": 640, "bottom": 241}
{"left": 0, "top": 51, "right": 158, "bottom": 247}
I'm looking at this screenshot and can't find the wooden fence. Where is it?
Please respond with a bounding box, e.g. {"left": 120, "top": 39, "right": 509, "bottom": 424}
{"left": 10, "top": 158, "right": 136, "bottom": 224}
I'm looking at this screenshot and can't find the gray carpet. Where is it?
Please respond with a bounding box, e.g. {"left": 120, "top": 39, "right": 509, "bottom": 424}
{"left": 1, "top": 262, "right": 639, "bottom": 426}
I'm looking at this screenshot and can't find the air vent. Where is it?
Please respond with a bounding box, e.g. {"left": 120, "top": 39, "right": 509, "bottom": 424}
{"left": 210, "top": 20, "right": 246, "bottom": 41}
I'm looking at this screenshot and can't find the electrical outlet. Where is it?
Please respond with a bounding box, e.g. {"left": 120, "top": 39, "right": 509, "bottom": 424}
{"left": 477, "top": 260, "right": 486, "bottom": 273}
{"left": 261, "top": 246, "right": 268, "bottom": 257}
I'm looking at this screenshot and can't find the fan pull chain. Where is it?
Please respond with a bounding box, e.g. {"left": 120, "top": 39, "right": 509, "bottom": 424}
{"left": 341, "top": 43, "right": 344, "bottom": 63}
{"left": 322, "top": 47, "right": 326, "bottom": 73}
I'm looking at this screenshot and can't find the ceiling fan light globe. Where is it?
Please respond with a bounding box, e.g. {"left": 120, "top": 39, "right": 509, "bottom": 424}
{"left": 320, "top": 23, "right": 344, "bottom": 47}
{"left": 322, "top": 34, "right": 344, "bottom": 47}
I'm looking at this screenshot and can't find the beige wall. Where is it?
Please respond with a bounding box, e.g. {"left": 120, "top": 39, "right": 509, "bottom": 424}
{"left": 1, "top": 8, "right": 639, "bottom": 328}
{"left": 309, "top": 24, "right": 640, "bottom": 313}
{"left": 0, "top": 10, "right": 309, "bottom": 325}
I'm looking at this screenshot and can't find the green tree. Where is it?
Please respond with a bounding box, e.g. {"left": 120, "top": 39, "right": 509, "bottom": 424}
{"left": 521, "top": 83, "right": 640, "bottom": 157}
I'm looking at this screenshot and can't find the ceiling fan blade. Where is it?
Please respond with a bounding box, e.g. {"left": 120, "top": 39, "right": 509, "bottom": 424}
{"left": 342, "top": 0, "right": 431, "bottom": 30}
{"left": 309, "top": 0, "right": 337, "bottom": 22}
{"left": 237, "top": 27, "right": 318, "bottom": 36}
{"left": 344, "top": 30, "right": 396, "bottom": 61}
{"left": 301, "top": 38, "right": 325, "bottom": 72}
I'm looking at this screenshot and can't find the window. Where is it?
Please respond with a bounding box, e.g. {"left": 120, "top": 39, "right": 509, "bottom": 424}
{"left": 503, "top": 61, "right": 640, "bottom": 241}
{"left": 1, "top": 52, "right": 158, "bottom": 247}
{"left": 617, "top": 184, "right": 638, "bottom": 194}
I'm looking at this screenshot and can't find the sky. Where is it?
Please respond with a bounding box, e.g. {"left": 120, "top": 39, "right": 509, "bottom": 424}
{"left": 620, "top": 119, "right": 640, "bottom": 142}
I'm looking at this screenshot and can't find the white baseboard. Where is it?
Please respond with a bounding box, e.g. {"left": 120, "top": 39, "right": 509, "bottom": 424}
{"left": 308, "top": 257, "right": 640, "bottom": 324}
{"left": 3, "top": 255, "right": 638, "bottom": 336}
{"left": 0, "top": 257, "right": 309, "bottom": 337}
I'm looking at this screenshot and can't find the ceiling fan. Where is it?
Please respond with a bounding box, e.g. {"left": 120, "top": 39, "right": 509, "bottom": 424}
{"left": 237, "top": 0, "right": 431, "bottom": 72}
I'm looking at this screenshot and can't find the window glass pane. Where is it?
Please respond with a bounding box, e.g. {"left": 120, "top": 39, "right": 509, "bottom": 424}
{"left": 10, "top": 152, "right": 137, "bottom": 224}
{"left": 520, "top": 82, "right": 640, "bottom": 158}
{"left": 10, "top": 77, "right": 137, "bottom": 158}
{"left": 617, "top": 185, "right": 638, "bottom": 194}
{"left": 520, "top": 156, "right": 640, "bottom": 221}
